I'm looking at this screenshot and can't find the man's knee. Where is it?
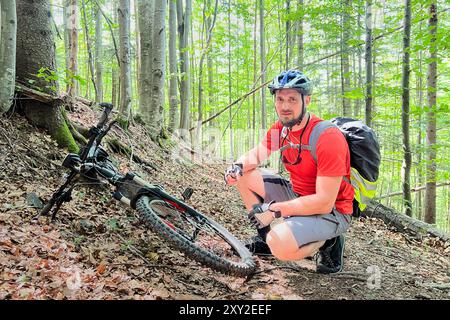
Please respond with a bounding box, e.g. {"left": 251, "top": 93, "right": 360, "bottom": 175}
{"left": 236, "top": 169, "right": 265, "bottom": 192}
{"left": 266, "top": 223, "right": 300, "bottom": 261}
{"left": 236, "top": 168, "right": 261, "bottom": 184}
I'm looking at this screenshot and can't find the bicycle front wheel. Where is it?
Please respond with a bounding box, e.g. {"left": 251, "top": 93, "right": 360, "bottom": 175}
{"left": 135, "top": 195, "right": 256, "bottom": 277}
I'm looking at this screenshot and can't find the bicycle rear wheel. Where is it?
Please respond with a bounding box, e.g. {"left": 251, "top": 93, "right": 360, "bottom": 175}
{"left": 135, "top": 195, "right": 256, "bottom": 277}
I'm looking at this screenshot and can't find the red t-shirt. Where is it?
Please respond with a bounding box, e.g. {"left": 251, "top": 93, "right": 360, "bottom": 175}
{"left": 262, "top": 114, "right": 354, "bottom": 214}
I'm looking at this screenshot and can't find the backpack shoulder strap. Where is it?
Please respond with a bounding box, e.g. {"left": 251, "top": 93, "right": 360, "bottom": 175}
{"left": 307, "top": 120, "right": 337, "bottom": 163}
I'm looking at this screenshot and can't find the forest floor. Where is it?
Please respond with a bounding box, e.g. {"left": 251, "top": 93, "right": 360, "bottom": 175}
{"left": 0, "top": 105, "right": 449, "bottom": 300}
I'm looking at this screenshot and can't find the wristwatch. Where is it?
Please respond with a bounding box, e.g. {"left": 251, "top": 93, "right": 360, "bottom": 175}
{"left": 272, "top": 211, "right": 282, "bottom": 218}
{"left": 268, "top": 201, "right": 282, "bottom": 218}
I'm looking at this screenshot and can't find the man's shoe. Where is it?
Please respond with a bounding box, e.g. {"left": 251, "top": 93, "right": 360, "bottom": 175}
{"left": 316, "top": 235, "right": 345, "bottom": 274}
{"left": 243, "top": 235, "right": 272, "bottom": 256}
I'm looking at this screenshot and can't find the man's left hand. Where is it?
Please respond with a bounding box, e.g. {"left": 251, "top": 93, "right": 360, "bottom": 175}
{"left": 247, "top": 201, "right": 280, "bottom": 229}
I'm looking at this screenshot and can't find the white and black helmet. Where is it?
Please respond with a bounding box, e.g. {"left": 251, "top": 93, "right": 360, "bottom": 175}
{"left": 268, "top": 70, "right": 313, "bottom": 96}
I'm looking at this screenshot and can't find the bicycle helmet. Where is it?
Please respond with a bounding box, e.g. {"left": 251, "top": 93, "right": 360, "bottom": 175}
{"left": 268, "top": 70, "right": 313, "bottom": 96}
{"left": 269, "top": 70, "right": 312, "bottom": 128}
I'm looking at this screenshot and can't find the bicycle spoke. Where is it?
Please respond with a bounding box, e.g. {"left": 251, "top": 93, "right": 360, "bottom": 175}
{"left": 136, "top": 195, "right": 255, "bottom": 276}
{"left": 150, "top": 201, "right": 197, "bottom": 241}
{"left": 150, "top": 200, "right": 233, "bottom": 250}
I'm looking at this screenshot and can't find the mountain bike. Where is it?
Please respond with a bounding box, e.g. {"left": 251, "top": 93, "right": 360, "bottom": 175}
{"left": 37, "top": 103, "right": 256, "bottom": 277}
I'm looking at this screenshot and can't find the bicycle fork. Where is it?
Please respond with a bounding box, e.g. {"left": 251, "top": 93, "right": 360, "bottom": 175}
{"left": 34, "top": 172, "right": 77, "bottom": 221}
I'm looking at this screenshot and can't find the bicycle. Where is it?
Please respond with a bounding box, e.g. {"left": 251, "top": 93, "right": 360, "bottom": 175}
{"left": 37, "top": 103, "right": 256, "bottom": 277}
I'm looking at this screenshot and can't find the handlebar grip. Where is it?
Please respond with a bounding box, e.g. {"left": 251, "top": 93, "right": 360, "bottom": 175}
{"left": 97, "top": 102, "right": 114, "bottom": 128}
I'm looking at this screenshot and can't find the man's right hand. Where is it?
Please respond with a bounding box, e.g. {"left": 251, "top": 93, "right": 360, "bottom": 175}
{"left": 224, "top": 163, "right": 243, "bottom": 185}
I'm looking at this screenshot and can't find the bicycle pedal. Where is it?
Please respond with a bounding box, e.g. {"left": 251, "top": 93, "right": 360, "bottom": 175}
{"left": 182, "top": 187, "right": 194, "bottom": 201}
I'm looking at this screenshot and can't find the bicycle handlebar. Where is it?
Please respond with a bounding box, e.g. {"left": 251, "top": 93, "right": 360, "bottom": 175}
{"left": 79, "top": 102, "right": 114, "bottom": 161}
{"left": 97, "top": 103, "right": 114, "bottom": 128}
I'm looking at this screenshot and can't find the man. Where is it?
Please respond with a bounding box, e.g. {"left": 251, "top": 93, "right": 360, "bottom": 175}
{"left": 224, "top": 70, "right": 354, "bottom": 274}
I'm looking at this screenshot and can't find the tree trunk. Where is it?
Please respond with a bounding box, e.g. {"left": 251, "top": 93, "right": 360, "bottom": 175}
{"left": 296, "top": 0, "right": 304, "bottom": 70}
{"left": 277, "top": 7, "right": 282, "bottom": 69}
{"left": 259, "top": 0, "right": 266, "bottom": 130}
{"left": 63, "top": 0, "right": 69, "bottom": 80}
{"left": 168, "top": 0, "right": 178, "bottom": 133}
{"left": 0, "top": 0, "right": 17, "bottom": 114}
{"left": 207, "top": 12, "right": 214, "bottom": 132}
{"left": 111, "top": 0, "right": 118, "bottom": 108}
{"left": 15, "top": 0, "right": 77, "bottom": 152}
{"left": 85, "top": 58, "right": 90, "bottom": 98}
{"left": 134, "top": 0, "right": 140, "bottom": 103}
{"left": 147, "top": 0, "right": 167, "bottom": 140}
{"left": 112, "top": 66, "right": 117, "bottom": 107}
{"left": 351, "top": 51, "right": 357, "bottom": 115}
{"left": 364, "top": 0, "right": 373, "bottom": 127}
{"left": 138, "top": 0, "right": 153, "bottom": 124}
{"left": 177, "top": 0, "right": 192, "bottom": 140}
{"left": 425, "top": 3, "right": 437, "bottom": 224}
{"left": 207, "top": 50, "right": 214, "bottom": 129}
{"left": 401, "top": 0, "right": 412, "bottom": 216}
{"left": 94, "top": 4, "right": 103, "bottom": 102}
{"left": 118, "top": 0, "right": 132, "bottom": 123}
{"left": 197, "top": 0, "right": 218, "bottom": 145}
{"left": 341, "top": 0, "right": 351, "bottom": 116}
{"left": 189, "top": 12, "right": 196, "bottom": 129}
{"left": 245, "top": 19, "right": 251, "bottom": 148}
{"left": 81, "top": 0, "right": 97, "bottom": 100}
{"left": 416, "top": 23, "right": 424, "bottom": 220}
{"left": 227, "top": 1, "right": 234, "bottom": 160}
{"left": 364, "top": 201, "right": 450, "bottom": 243}
{"left": 334, "top": 53, "right": 338, "bottom": 109}
{"left": 252, "top": 0, "right": 257, "bottom": 148}
{"left": 371, "top": 11, "right": 377, "bottom": 127}
{"left": 285, "top": 0, "right": 290, "bottom": 69}
{"left": 355, "top": 3, "right": 363, "bottom": 118}
{"left": 67, "top": 0, "right": 78, "bottom": 97}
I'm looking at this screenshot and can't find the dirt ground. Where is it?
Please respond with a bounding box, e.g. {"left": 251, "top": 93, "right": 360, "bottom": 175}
{"left": 1, "top": 107, "right": 449, "bottom": 300}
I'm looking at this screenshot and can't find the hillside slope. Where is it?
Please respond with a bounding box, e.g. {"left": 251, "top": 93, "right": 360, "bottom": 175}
{"left": 0, "top": 107, "right": 449, "bottom": 300}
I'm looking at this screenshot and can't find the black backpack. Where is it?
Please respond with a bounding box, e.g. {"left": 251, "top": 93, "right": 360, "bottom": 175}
{"left": 305, "top": 117, "right": 381, "bottom": 217}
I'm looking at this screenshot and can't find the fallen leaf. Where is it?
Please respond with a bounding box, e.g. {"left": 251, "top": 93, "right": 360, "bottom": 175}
{"left": 283, "top": 294, "right": 304, "bottom": 300}
{"left": 153, "top": 288, "right": 171, "bottom": 300}
{"left": 266, "top": 294, "right": 283, "bottom": 300}
{"left": 93, "top": 283, "right": 105, "bottom": 294}
{"left": 174, "top": 293, "right": 204, "bottom": 300}
{"left": 96, "top": 263, "right": 107, "bottom": 275}
{"left": 251, "top": 292, "right": 265, "bottom": 299}
{"left": 146, "top": 252, "right": 159, "bottom": 261}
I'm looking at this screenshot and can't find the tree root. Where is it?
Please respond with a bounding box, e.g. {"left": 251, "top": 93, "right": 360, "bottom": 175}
{"left": 70, "top": 121, "right": 90, "bottom": 138}
{"left": 106, "top": 137, "right": 158, "bottom": 172}
{"left": 64, "top": 116, "right": 88, "bottom": 145}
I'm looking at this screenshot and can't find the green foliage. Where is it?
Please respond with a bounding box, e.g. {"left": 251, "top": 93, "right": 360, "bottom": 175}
{"left": 120, "top": 239, "right": 134, "bottom": 251}
{"left": 343, "top": 88, "right": 365, "bottom": 100}
{"left": 50, "top": 0, "right": 449, "bottom": 231}
{"left": 34, "top": 67, "right": 58, "bottom": 93}
{"left": 106, "top": 218, "right": 120, "bottom": 232}
{"left": 34, "top": 67, "right": 86, "bottom": 93}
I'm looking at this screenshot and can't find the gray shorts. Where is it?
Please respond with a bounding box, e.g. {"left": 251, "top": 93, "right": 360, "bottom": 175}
{"left": 261, "top": 169, "right": 352, "bottom": 247}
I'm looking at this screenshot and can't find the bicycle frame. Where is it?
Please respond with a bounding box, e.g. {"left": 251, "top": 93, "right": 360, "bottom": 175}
{"left": 39, "top": 103, "right": 195, "bottom": 222}
{"left": 37, "top": 104, "right": 256, "bottom": 276}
